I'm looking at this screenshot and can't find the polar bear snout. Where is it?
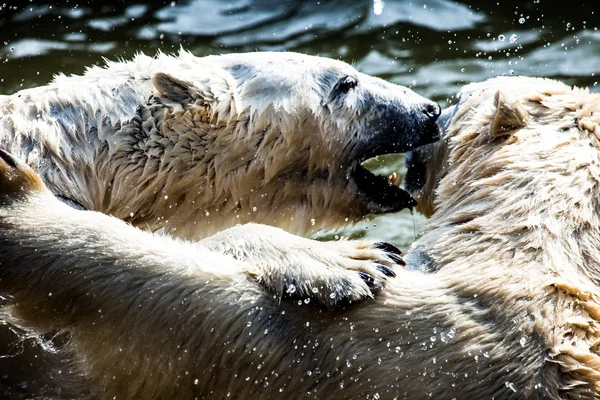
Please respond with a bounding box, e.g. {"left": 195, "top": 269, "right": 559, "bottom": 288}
{"left": 377, "top": 90, "right": 441, "bottom": 154}
{"left": 422, "top": 102, "right": 442, "bottom": 121}
{"left": 403, "top": 92, "right": 443, "bottom": 147}
{"left": 344, "top": 76, "right": 442, "bottom": 164}
{"left": 342, "top": 88, "right": 443, "bottom": 215}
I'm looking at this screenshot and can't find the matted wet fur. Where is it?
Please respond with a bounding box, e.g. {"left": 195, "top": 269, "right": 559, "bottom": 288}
{"left": 0, "top": 51, "right": 442, "bottom": 397}
{"left": 1, "top": 76, "right": 599, "bottom": 399}
{"left": 0, "top": 50, "right": 439, "bottom": 237}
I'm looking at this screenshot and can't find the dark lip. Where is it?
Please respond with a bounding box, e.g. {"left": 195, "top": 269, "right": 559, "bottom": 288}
{"left": 352, "top": 165, "right": 417, "bottom": 214}
{"left": 350, "top": 122, "right": 441, "bottom": 214}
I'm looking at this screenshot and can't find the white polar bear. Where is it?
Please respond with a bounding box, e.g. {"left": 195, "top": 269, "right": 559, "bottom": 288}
{"left": 0, "top": 50, "right": 440, "bottom": 238}
{"left": 1, "top": 76, "right": 600, "bottom": 399}
{"left": 0, "top": 51, "right": 441, "bottom": 398}
{"left": 0, "top": 50, "right": 441, "bottom": 304}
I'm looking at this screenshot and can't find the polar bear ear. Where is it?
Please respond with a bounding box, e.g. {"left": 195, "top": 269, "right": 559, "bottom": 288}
{"left": 490, "top": 90, "right": 528, "bottom": 139}
{"left": 151, "top": 71, "right": 232, "bottom": 122}
{"left": 152, "top": 72, "right": 197, "bottom": 103}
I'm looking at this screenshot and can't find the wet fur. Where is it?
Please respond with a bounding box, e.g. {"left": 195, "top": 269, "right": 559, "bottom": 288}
{"left": 0, "top": 50, "right": 441, "bottom": 398}
{"left": 1, "top": 77, "right": 600, "bottom": 398}
{"left": 0, "top": 50, "right": 436, "bottom": 237}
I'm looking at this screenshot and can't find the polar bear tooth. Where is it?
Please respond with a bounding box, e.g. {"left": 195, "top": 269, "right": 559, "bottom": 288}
{"left": 388, "top": 172, "right": 402, "bottom": 187}
{"left": 388, "top": 172, "right": 397, "bottom": 184}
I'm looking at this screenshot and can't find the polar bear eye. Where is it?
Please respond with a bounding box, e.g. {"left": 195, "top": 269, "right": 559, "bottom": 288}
{"left": 338, "top": 76, "right": 358, "bottom": 93}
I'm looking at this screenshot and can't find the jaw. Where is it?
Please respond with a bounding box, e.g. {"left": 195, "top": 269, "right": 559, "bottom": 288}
{"left": 351, "top": 165, "right": 417, "bottom": 214}
{"left": 347, "top": 119, "right": 442, "bottom": 215}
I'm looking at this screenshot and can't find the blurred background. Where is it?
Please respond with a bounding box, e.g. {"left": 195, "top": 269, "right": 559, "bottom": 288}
{"left": 0, "top": 0, "right": 598, "bottom": 247}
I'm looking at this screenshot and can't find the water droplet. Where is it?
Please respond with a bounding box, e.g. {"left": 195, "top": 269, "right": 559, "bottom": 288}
{"left": 194, "top": 379, "right": 199, "bottom": 385}
{"left": 509, "top": 34, "right": 518, "bottom": 43}
{"left": 286, "top": 284, "right": 296, "bottom": 294}
{"left": 498, "top": 34, "right": 506, "bottom": 41}
{"left": 373, "top": 0, "right": 384, "bottom": 15}
{"left": 518, "top": 17, "right": 525, "bottom": 24}
{"left": 505, "top": 381, "right": 517, "bottom": 393}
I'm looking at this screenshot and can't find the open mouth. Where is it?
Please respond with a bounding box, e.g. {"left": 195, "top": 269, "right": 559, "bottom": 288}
{"left": 349, "top": 108, "right": 443, "bottom": 214}
{"left": 352, "top": 159, "right": 417, "bottom": 214}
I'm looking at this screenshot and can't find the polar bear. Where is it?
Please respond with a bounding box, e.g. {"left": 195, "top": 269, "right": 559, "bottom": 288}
{"left": 0, "top": 51, "right": 442, "bottom": 398}
{"left": 0, "top": 50, "right": 440, "bottom": 238}
{"left": 0, "top": 50, "right": 444, "bottom": 305}
{"left": 3, "top": 76, "right": 600, "bottom": 399}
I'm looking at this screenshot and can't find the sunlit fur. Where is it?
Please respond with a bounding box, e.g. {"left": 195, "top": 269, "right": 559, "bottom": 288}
{"left": 0, "top": 50, "right": 434, "bottom": 237}
{"left": 3, "top": 76, "right": 599, "bottom": 399}
{"left": 407, "top": 76, "right": 600, "bottom": 398}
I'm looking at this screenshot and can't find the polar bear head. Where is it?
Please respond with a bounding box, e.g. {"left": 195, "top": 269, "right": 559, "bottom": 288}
{"left": 137, "top": 51, "right": 440, "bottom": 236}
{"left": 404, "top": 76, "right": 600, "bottom": 220}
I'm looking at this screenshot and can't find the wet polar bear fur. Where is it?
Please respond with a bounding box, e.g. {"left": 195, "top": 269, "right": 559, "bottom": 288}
{"left": 4, "top": 76, "right": 600, "bottom": 399}
{"left": 0, "top": 51, "right": 442, "bottom": 398}
{"left": 0, "top": 49, "right": 440, "bottom": 238}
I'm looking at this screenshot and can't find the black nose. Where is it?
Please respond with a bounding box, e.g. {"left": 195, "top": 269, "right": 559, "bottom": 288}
{"left": 423, "top": 102, "right": 442, "bottom": 121}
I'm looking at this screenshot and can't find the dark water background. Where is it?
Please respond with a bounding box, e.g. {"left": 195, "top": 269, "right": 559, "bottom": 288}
{"left": 0, "top": 0, "right": 598, "bottom": 247}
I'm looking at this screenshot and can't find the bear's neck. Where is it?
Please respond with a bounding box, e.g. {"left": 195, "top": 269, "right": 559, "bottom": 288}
{"left": 98, "top": 111, "right": 363, "bottom": 239}
{"left": 416, "top": 163, "right": 600, "bottom": 288}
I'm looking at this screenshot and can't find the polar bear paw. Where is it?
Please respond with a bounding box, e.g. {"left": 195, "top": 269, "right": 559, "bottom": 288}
{"left": 201, "top": 224, "right": 406, "bottom": 308}
{"left": 265, "top": 239, "right": 406, "bottom": 308}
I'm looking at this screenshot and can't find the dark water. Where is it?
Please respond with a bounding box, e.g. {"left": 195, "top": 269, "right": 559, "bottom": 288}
{"left": 0, "top": 0, "right": 598, "bottom": 247}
